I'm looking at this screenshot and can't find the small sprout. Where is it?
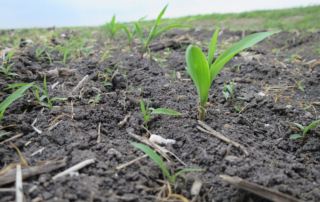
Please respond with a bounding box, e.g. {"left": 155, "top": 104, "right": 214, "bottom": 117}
{"left": 298, "top": 80, "right": 304, "bottom": 92}
{"left": 122, "top": 16, "right": 148, "bottom": 44}
{"left": 185, "top": 27, "right": 280, "bottom": 120}
{"left": 286, "top": 119, "right": 320, "bottom": 145}
{"left": 4, "top": 50, "right": 17, "bottom": 64}
{"left": 168, "top": 69, "right": 178, "bottom": 83}
{"left": 104, "top": 72, "right": 112, "bottom": 86}
{"left": 88, "top": 94, "right": 101, "bottom": 107}
{"left": 102, "top": 15, "right": 123, "bottom": 41}
{"left": 140, "top": 99, "right": 180, "bottom": 130}
{"left": 135, "top": 4, "right": 194, "bottom": 59}
{"left": 0, "top": 63, "right": 19, "bottom": 81}
{"left": 234, "top": 106, "right": 244, "bottom": 112}
{"left": 131, "top": 142, "right": 202, "bottom": 184}
{"left": 35, "top": 47, "right": 46, "bottom": 61}
{"left": 0, "top": 83, "right": 34, "bottom": 124}
{"left": 6, "top": 75, "right": 67, "bottom": 110}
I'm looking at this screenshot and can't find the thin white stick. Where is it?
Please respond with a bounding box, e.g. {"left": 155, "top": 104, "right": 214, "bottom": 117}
{"left": 31, "top": 147, "right": 46, "bottom": 156}
{"left": 97, "top": 122, "right": 101, "bottom": 144}
{"left": 15, "top": 165, "right": 23, "bottom": 202}
{"left": 52, "top": 159, "right": 95, "bottom": 181}
{"left": 0, "top": 188, "right": 15, "bottom": 192}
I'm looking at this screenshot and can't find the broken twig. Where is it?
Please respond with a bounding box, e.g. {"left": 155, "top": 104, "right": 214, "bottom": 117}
{"left": 220, "top": 175, "right": 300, "bottom": 202}
{"left": 197, "top": 121, "right": 249, "bottom": 156}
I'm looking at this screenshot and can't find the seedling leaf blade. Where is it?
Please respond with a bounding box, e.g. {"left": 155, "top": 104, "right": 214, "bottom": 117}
{"left": 134, "top": 22, "right": 144, "bottom": 49}
{"left": 208, "top": 27, "right": 219, "bottom": 67}
{"left": 210, "top": 30, "right": 281, "bottom": 84}
{"left": 289, "top": 134, "right": 303, "bottom": 139}
{"left": 0, "top": 83, "right": 33, "bottom": 111}
{"left": 154, "top": 25, "right": 195, "bottom": 36}
{"left": 285, "top": 121, "right": 305, "bottom": 131}
{"left": 172, "top": 168, "right": 203, "bottom": 182}
{"left": 150, "top": 108, "right": 181, "bottom": 116}
{"left": 185, "top": 45, "right": 210, "bottom": 106}
{"left": 222, "top": 91, "right": 229, "bottom": 100}
{"left": 140, "top": 99, "right": 147, "bottom": 118}
{"left": 131, "top": 142, "right": 173, "bottom": 183}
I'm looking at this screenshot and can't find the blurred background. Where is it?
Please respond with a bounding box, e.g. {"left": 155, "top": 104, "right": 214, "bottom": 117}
{"left": 1, "top": 0, "right": 320, "bottom": 29}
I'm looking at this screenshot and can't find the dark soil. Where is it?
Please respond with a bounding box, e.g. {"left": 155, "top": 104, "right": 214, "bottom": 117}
{"left": 1, "top": 27, "right": 320, "bottom": 202}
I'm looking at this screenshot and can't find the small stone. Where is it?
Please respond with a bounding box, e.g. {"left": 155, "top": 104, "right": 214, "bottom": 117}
{"left": 224, "top": 124, "right": 230, "bottom": 128}
{"left": 286, "top": 105, "right": 292, "bottom": 109}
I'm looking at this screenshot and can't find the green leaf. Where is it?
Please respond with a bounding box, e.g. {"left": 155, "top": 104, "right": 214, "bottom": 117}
{"left": 0, "top": 131, "right": 11, "bottom": 138}
{"left": 140, "top": 99, "right": 147, "bottom": 119}
{"left": 289, "top": 134, "right": 303, "bottom": 139}
{"left": 210, "top": 30, "right": 281, "bottom": 84}
{"left": 208, "top": 27, "right": 219, "bottom": 67}
{"left": 285, "top": 121, "right": 305, "bottom": 131}
{"left": 123, "top": 26, "right": 132, "bottom": 42}
{"left": 0, "top": 83, "right": 33, "bottom": 111}
{"left": 226, "top": 85, "right": 233, "bottom": 95}
{"left": 0, "top": 66, "right": 7, "bottom": 74}
{"left": 134, "top": 22, "right": 144, "bottom": 49}
{"left": 185, "top": 45, "right": 210, "bottom": 106}
{"left": 150, "top": 108, "right": 181, "bottom": 116}
{"left": 154, "top": 25, "right": 195, "bottom": 37}
{"left": 131, "top": 142, "right": 173, "bottom": 183}
{"left": 222, "top": 91, "right": 229, "bottom": 100}
{"left": 234, "top": 106, "right": 244, "bottom": 112}
{"left": 50, "top": 97, "right": 67, "bottom": 101}
{"left": 172, "top": 168, "right": 203, "bottom": 182}
{"left": 303, "top": 119, "right": 320, "bottom": 137}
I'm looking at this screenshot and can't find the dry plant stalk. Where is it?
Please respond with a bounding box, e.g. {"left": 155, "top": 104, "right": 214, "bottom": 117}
{"left": 197, "top": 121, "right": 249, "bottom": 156}
{"left": 52, "top": 159, "right": 95, "bottom": 181}
{"left": 15, "top": 165, "right": 23, "bottom": 202}
{"left": 72, "top": 75, "right": 89, "bottom": 92}
{"left": 220, "top": 175, "right": 300, "bottom": 202}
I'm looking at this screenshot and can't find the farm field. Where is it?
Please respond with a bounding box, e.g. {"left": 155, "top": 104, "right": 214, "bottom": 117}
{"left": 1, "top": 5, "right": 320, "bottom": 202}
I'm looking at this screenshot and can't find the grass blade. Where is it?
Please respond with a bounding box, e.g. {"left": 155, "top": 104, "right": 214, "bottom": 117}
{"left": 210, "top": 30, "right": 281, "bottom": 84}
{"left": 131, "top": 142, "right": 173, "bottom": 183}
{"left": 154, "top": 25, "right": 195, "bottom": 36}
{"left": 208, "top": 27, "right": 219, "bottom": 67}
{"left": 135, "top": 22, "right": 144, "bottom": 49}
{"left": 150, "top": 108, "right": 181, "bottom": 115}
{"left": 0, "top": 83, "right": 33, "bottom": 111}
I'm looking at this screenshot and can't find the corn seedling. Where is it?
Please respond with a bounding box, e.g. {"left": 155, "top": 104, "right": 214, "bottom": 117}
{"left": 0, "top": 63, "right": 19, "bottom": 81}
{"left": 0, "top": 83, "right": 33, "bottom": 124}
{"left": 6, "top": 75, "right": 67, "bottom": 110}
{"left": 131, "top": 142, "right": 202, "bottom": 184}
{"left": 123, "top": 16, "right": 149, "bottom": 44}
{"left": 104, "top": 72, "right": 112, "bottom": 86}
{"left": 135, "top": 4, "right": 194, "bottom": 59}
{"left": 286, "top": 119, "right": 320, "bottom": 145}
{"left": 35, "top": 47, "right": 46, "bottom": 61}
{"left": 298, "top": 80, "right": 304, "bottom": 92}
{"left": 4, "top": 50, "right": 17, "bottom": 65}
{"left": 140, "top": 99, "right": 180, "bottom": 130}
{"left": 55, "top": 49, "right": 69, "bottom": 67}
{"left": 185, "top": 27, "right": 280, "bottom": 120}
{"left": 88, "top": 94, "right": 101, "bottom": 107}
{"left": 102, "top": 15, "right": 123, "bottom": 41}
{"left": 168, "top": 69, "right": 178, "bottom": 83}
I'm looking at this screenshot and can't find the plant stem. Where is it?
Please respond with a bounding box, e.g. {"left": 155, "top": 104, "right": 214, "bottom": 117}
{"left": 199, "top": 106, "right": 206, "bottom": 121}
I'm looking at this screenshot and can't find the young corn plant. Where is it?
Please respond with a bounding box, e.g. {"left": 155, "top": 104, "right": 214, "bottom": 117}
{"left": 131, "top": 142, "right": 202, "bottom": 184}
{"left": 6, "top": 75, "right": 67, "bottom": 110}
{"left": 222, "top": 80, "right": 245, "bottom": 111}
{"left": 35, "top": 47, "right": 46, "bottom": 61}
{"left": 0, "top": 63, "right": 19, "bottom": 81}
{"left": 135, "top": 4, "right": 194, "bottom": 59}
{"left": 0, "top": 83, "right": 33, "bottom": 124}
{"left": 140, "top": 99, "right": 180, "bottom": 130}
{"left": 286, "top": 119, "right": 320, "bottom": 145}
{"left": 122, "top": 16, "right": 149, "bottom": 44}
{"left": 185, "top": 27, "right": 281, "bottom": 120}
{"left": 88, "top": 94, "right": 101, "bottom": 107}
{"left": 4, "top": 50, "right": 17, "bottom": 65}
{"left": 102, "top": 15, "right": 123, "bottom": 41}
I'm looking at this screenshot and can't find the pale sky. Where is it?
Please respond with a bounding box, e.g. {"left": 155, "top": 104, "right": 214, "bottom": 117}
{"left": 1, "top": 0, "right": 320, "bottom": 29}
